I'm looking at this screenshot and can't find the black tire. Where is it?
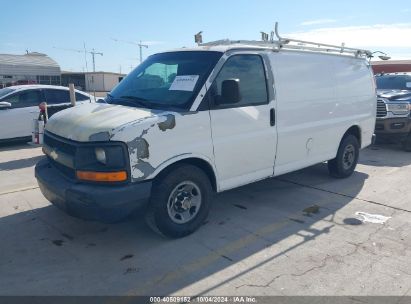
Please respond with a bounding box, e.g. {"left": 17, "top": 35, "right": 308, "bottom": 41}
{"left": 402, "top": 133, "right": 411, "bottom": 152}
{"left": 145, "top": 164, "right": 213, "bottom": 238}
{"left": 328, "top": 134, "right": 360, "bottom": 178}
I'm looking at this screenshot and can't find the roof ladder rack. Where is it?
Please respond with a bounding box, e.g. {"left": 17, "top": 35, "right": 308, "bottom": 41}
{"left": 272, "top": 22, "right": 371, "bottom": 58}
{"left": 200, "top": 22, "right": 372, "bottom": 58}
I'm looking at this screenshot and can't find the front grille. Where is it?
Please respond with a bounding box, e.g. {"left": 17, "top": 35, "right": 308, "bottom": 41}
{"left": 375, "top": 124, "right": 384, "bottom": 131}
{"left": 44, "top": 132, "right": 77, "bottom": 156}
{"left": 377, "top": 99, "right": 387, "bottom": 118}
{"left": 44, "top": 132, "right": 76, "bottom": 179}
{"left": 49, "top": 158, "right": 76, "bottom": 179}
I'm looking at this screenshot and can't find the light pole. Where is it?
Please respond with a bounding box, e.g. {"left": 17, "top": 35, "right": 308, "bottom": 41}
{"left": 90, "top": 49, "right": 103, "bottom": 72}
{"left": 53, "top": 46, "right": 103, "bottom": 72}
{"left": 138, "top": 41, "right": 148, "bottom": 63}
{"left": 111, "top": 38, "right": 149, "bottom": 64}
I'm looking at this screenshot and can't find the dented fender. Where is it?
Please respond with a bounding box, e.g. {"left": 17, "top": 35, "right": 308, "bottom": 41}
{"left": 145, "top": 152, "right": 218, "bottom": 184}
{"left": 110, "top": 110, "right": 216, "bottom": 185}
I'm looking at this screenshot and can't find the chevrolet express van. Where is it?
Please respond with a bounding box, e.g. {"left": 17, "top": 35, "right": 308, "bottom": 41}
{"left": 35, "top": 36, "right": 376, "bottom": 238}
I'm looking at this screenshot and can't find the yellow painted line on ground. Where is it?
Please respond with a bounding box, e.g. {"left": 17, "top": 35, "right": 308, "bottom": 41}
{"left": 126, "top": 190, "right": 340, "bottom": 296}
{"left": 126, "top": 219, "right": 290, "bottom": 296}
{"left": 0, "top": 186, "right": 39, "bottom": 196}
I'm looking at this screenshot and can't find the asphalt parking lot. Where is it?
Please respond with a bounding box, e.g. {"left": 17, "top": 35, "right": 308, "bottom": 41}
{"left": 0, "top": 142, "right": 410, "bottom": 296}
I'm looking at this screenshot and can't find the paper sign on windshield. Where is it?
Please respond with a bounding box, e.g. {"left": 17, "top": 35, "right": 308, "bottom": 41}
{"left": 406, "top": 82, "right": 411, "bottom": 88}
{"left": 169, "top": 75, "right": 199, "bottom": 91}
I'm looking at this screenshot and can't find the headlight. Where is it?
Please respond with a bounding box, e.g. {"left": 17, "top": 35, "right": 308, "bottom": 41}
{"left": 74, "top": 144, "right": 128, "bottom": 183}
{"left": 75, "top": 144, "right": 126, "bottom": 170}
{"left": 387, "top": 103, "right": 410, "bottom": 115}
{"left": 95, "top": 147, "right": 107, "bottom": 164}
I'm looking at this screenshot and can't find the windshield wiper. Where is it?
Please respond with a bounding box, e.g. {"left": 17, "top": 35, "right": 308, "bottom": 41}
{"left": 118, "top": 95, "right": 152, "bottom": 108}
{"left": 120, "top": 95, "right": 149, "bottom": 102}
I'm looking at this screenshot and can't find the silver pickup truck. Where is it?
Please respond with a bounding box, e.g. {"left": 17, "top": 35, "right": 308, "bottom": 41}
{"left": 375, "top": 73, "right": 411, "bottom": 151}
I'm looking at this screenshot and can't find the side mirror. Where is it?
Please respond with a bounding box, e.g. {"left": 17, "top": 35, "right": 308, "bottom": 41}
{"left": 0, "top": 101, "right": 11, "bottom": 109}
{"left": 220, "top": 79, "right": 241, "bottom": 104}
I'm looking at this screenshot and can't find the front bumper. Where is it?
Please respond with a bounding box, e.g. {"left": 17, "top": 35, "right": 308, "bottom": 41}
{"left": 35, "top": 158, "right": 152, "bottom": 223}
{"left": 375, "top": 117, "right": 411, "bottom": 141}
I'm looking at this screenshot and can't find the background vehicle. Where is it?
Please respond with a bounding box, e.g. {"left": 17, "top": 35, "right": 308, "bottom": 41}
{"left": 375, "top": 73, "right": 411, "bottom": 151}
{"left": 35, "top": 32, "right": 376, "bottom": 238}
{"left": 0, "top": 85, "right": 95, "bottom": 142}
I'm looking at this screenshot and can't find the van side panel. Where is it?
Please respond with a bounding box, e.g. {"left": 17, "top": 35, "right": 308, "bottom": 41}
{"left": 333, "top": 56, "right": 376, "bottom": 148}
{"left": 271, "top": 51, "right": 375, "bottom": 176}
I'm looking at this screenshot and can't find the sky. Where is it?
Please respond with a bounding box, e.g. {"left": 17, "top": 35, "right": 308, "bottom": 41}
{"left": 1, "top": 0, "right": 411, "bottom": 73}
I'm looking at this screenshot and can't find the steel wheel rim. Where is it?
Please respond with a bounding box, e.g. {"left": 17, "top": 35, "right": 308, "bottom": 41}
{"left": 342, "top": 144, "right": 355, "bottom": 170}
{"left": 167, "top": 181, "right": 202, "bottom": 224}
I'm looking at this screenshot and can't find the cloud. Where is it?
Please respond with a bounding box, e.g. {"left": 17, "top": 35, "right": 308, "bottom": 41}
{"left": 300, "top": 19, "right": 337, "bottom": 26}
{"left": 286, "top": 23, "right": 411, "bottom": 49}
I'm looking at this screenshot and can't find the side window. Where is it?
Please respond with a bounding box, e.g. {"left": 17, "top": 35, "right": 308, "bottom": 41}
{"left": 75, "top": 92, "right": 90, "bottom": 101}
{"left": 3, "top": 90, "right": 42, "bottom": 108}
{"left": 44, "top": 89, "right": 71, "bottom": 104}
{"left": 211, "top": 55, "right": 268, "bottom": 108}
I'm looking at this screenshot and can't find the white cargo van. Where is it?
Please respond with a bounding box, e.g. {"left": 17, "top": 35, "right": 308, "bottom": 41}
{"left": 35, "top": 28, "right": 376, "bottom": 237}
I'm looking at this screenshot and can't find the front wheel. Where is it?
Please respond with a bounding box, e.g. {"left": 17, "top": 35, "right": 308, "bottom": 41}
{"left": 328, "top": 134, "right": 360, "bottom": 178}
{"left": 145, "top": 164, "right": 213, "bottom": 238}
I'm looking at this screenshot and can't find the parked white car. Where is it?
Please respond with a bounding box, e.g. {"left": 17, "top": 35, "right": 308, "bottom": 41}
{"left": 0, "top": 85, "right": 95, "bottom": 141}
{"left": 35, "top": 33, "right": 376, "bottom": 238}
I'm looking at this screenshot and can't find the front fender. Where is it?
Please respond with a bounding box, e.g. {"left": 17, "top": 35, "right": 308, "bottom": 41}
{"left": 146, "top": 153, "right": 219, "bottom": 189}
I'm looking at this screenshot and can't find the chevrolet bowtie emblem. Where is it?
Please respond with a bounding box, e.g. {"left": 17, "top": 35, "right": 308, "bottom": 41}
{"left": 49, "top": 149, "right": 58, "bottom": 160}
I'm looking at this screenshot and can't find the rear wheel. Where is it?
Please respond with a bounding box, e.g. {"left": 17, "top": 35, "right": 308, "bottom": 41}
{"left": 145, "top": 164, "right": 212, "bottom": 238}
{"left": 328, "top": 134, "right": 359, "bottom": 178}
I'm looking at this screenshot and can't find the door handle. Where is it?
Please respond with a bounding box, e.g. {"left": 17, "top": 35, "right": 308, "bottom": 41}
{"left": 270, "top": 108, "right": 275, "bottom": 126}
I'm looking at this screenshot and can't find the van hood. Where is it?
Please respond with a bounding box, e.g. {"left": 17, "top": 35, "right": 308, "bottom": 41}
{"left": 45, "top": 103, "right": 160, "bottom": 142}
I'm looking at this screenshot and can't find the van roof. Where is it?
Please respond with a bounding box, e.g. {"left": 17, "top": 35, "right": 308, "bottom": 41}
{"left": 160, "top": 43, "right": 368, "bottom": 59}
{"left": 167, "top": 23, "right": 371, "bottom": 58}
{"left": 162, "top": 33, "right": 371, "bottom": 59}
{"left": 161, "top": 44, "right": 250, "bottom": 53}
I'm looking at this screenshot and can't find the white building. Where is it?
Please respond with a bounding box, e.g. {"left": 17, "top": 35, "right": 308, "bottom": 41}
{"left": 0, "top": 52, "right": 61, "bottom": 88}
{"left": 0, "top": 52, "right": 124, "bottom": 93}
{"left": 61, "top": 71, "right": 125, "bottom": 92}
{"left": 85, "top": 72, "right": 125, "bottom": 91}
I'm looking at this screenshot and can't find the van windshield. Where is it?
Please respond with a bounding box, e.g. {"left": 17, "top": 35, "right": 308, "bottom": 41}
{"left": 108, "top": 51, "right": 222, "bottom": 110}
{"left": 376, "top": 75, "right": 411, "bottom": 91}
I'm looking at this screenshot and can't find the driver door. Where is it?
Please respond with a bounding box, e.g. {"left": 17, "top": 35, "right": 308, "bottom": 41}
{"left": 208, "top": 54, "right": 277, "bottom": 191}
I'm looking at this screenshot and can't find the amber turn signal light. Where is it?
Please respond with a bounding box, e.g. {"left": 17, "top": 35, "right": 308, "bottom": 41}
{"left": 76, "top": 170, "right": 127, "bottom": 182}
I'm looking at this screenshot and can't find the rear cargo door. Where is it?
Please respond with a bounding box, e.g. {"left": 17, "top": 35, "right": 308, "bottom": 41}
{"left": 208, "top": 53, "right": 277, "bottom": 191}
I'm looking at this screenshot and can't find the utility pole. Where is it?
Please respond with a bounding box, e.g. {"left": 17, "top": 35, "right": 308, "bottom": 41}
{"left": 137, "top": 41, "right": 148, "bottom": 63}
{"left": 111, "top": 38, "right": 149, "bottom": 63}
{"left": 90, "top": 48, "right": 103, "bottom": 72}
{"left": 53, "top": 46, "right": 103, "bottom": 72}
